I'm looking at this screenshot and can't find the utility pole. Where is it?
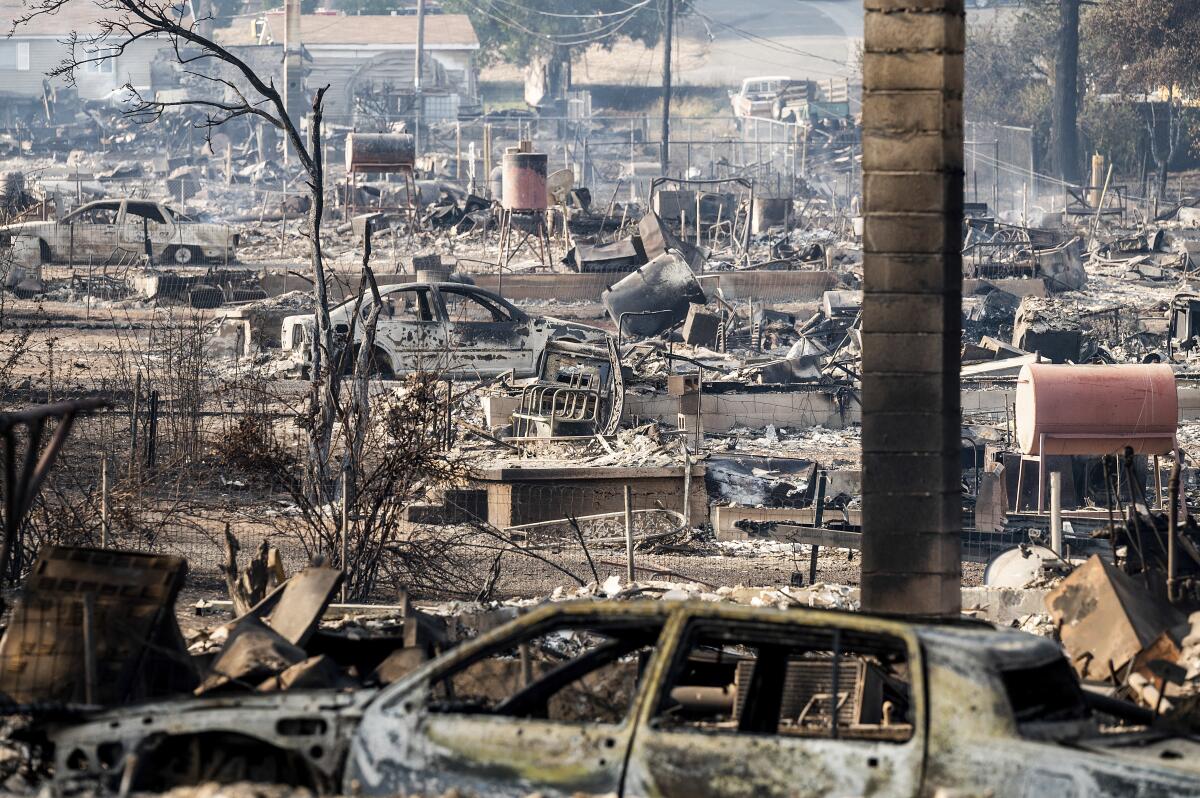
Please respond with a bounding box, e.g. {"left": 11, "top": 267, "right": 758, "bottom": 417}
{"left": 1052, "top": 0, "right": 1081, "bottom": 184}
{"left": 659, "top": 0, "right": 674, "bottom": 176}
{"left": 414, "top": 0, "right": 426, "bottom": 157}
{"left": 282, "top": 0, "right": 303, "bottom": 163}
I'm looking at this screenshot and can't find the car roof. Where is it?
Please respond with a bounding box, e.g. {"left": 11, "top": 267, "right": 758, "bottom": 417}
{"left": 513, "top": 599, "right": 1066, "bottom": 670}
{"left": 379, "top": 281, "right": 510, "bottom": 300}
{"left": 512, "top": 598, "right": 1026, "bottom": 643}
{"left": 73, "top": 199, "right": 123, "bottom": 210}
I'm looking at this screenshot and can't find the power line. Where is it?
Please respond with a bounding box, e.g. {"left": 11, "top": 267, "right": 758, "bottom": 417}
{"left": 460, "top": 0, "right": 651, "bottom": 47}
{"left": 488, "top": 0, "right": 656, "bottom": 20}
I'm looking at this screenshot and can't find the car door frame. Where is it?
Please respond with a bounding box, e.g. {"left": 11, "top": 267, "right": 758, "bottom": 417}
{"left": 431, "top": 284, "right": 538, "bottom": 378}
{"left": 346, "top": 602, "right": 676, "bottom": 798}
{"left": 360, "top": 284, "right": 449, "bottom": 375}
{"left": 59, "top": 200, "right": 123, "bottom": 261}
{"left": 117, "top": 200, "right": 173, "bottom": 259}
{"left": 620, "top": 604, "right": 929, "bottom": 798}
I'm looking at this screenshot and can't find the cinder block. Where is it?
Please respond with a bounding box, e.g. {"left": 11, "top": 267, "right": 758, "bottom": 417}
{"left": 864, "top": 10, "right": 965, "bottom": 51}
{"left": 863, "top": 214, "right": 959, "bottom": 254}
{"left": 860, "top": 572, "right": 961, "bottom": 616}
{"left": 862, "top": 450, "right": 962, "bottom": 488}
{"left": 864, "top": 0, "right": 964, "bottom": 12}
{"left": 681, "top": 304, "right": 721, "bottom": 347}
{"left": 863, "top": 92, "right": 958, "bottom": 133}
{"left": 862, "top": 131, "right": 964, "bottom": 172}
{"left": 859, "top": 491, "right": 962, "bottom": 528}
{"left": 862, "top": 291, "right": 958, "bottom": 334}
{"left": 867, "top": 534, "right": 963, "bottom": 574}
{"left": 860, "top": 373, "right": 957, "bottom": 414}
{"left": 862, "top": 253, "right": 960, "bottom": 293}
{"left": 864, "top": 52, "right": 964, "bottom": 92}
{"left": 860, "top": 413, "right": 960, "bottom": 454}
{"left": 861, "top": 331, "right": 958, "bottom": 374}
{"left": 864, "top": 172, "right": 961, "bottom": 214}
{"left": 412, "top": 253, "right": 443, "bottom": 274}
{"left": 667, "top": 373, "right": 700, "bottom": 396}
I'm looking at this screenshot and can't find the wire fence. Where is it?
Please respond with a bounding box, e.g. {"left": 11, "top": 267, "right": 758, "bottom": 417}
{"left": 1, "top": 295, "right": 1156, "bottom": 606}
{"left": 0, "top": 298, "right": 864, "bottom": 599}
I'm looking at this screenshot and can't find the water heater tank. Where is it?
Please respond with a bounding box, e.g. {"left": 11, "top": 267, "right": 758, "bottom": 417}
{"left": 1015, "top": 363, "right": 1177, "bottom": 456}
{"left": 488, "top": 165, "right": 504, "bottom": 201}
{"left": 502, "top": 151, "right": 548, "bottom": 211}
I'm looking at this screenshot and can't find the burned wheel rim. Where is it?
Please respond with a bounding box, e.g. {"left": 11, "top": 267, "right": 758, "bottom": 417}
{"left": 172, "top": 246, "right": 194, "bottom": 265}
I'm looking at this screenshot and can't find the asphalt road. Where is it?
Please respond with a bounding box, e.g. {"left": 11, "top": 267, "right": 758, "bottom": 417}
{"left": 683, "top": 0, "right": 862, "bottom": 84}
{"left": 682, "top": 0, "right": 1008, "bottom": 86}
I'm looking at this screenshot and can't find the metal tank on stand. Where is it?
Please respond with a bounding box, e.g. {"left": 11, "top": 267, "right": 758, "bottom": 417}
{"left": 1013, "top": 363, "right": 1178, "bottom": 513}
{"left": 496, "top": 142, "right": 554, "bottom": 277}
{"left": 343, "top": 132, "right": 418, "bottom": 230}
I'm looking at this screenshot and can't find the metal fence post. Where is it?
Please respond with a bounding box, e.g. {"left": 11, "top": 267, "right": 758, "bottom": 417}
{"left": 809, "top": 470, "right": 827, "bottom": 585}
{"left": 681, "top": 442, "right": 692, "bottom": 531}
{"left": 341, "top": 468, "right": 349, "bottom": 603}
{"left": 100, "top": 457, "right": 108, "bottom": 548}
{"left": 624, "top": 483, "right": 635, "bottom": 584}
{"left": 129, "top": 370, "right": 141, "bottom": 481}
{"left": 145, "top": 389, "right": 159, "bottom": 472}
{"left": 1050, "top": 471, "right": 1062, "bottom": 556}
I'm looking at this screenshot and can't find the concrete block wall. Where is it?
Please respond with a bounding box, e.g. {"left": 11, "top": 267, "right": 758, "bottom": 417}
{"left": 861, "top": 0, "right": 965, "bottom": 617}
{"left": 482, "top": 468, "right": 709, "bottom": 529}
{"left": 626, "top": 391, "right": 858, "bottom": 432}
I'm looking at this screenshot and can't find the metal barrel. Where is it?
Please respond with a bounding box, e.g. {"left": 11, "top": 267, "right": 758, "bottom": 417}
{"left": 501, "top": 151, "right": 548, "bottom": 211}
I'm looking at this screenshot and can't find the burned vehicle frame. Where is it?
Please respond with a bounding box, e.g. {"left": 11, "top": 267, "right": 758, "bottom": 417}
{"left": 33, "top": 600, "right": 1200, "bottom": 798}
{"left": 0, "top": 199, "right": 238, "bottom": 267}
{"left": 280, "top": 281, "right": 609, "bottom": 379}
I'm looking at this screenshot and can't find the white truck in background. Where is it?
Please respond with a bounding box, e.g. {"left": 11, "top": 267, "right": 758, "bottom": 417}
{"left": 730, "top": 76, "right": 852, "bottom": 125}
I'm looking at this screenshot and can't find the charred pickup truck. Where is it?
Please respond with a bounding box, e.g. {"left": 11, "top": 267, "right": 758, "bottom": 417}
{"left": 0, "top": 198, "right": 237, "bottom": 266}
{"left": 43, "top": 601, "right": 1200, "bottom": 797}
{"left": 281, "top": 281, "right": 608, "bottom": 379}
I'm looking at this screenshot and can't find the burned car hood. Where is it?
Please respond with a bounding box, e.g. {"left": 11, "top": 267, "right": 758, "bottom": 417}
{"left": 0, "top": 221, "right": 54, "bottom": 235}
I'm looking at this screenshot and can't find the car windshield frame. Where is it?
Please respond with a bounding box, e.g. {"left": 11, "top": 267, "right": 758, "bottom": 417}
{"left": 436, "top": 285, "right": 527, "bottom": 324}
{"left": 61, "top": 201, "right": 123, "bottom": 224}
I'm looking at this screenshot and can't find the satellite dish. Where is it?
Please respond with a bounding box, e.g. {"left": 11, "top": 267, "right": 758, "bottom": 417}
{"left": 547, "top": 168, "right": 574, "bottom": 206}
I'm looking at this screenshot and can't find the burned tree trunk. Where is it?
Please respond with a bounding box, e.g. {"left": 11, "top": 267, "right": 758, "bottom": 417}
{"left": 303, "top": 87, "right": 340, "bottom": 505}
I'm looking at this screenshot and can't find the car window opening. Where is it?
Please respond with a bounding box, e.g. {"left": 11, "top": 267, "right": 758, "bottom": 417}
{"left": 653, "top": 621, "right": 914, "bottom": 743}
{"left": 429, "top": 619, "right": 664, "bottom": 725}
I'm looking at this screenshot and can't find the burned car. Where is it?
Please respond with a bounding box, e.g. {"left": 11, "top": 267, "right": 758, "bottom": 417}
{"left": 281, "top": 281, "right": 609, "bottom": 379}
{"left": 42, "top": 601, "right": 1200, "bottom": 798}
{"left": 0, "top": 199, "right": 238, "bottom": 266}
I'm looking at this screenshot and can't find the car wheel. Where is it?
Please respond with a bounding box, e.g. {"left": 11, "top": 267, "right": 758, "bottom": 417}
{"left": 169, "top": 245, "right": 199, "bottom": 265}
